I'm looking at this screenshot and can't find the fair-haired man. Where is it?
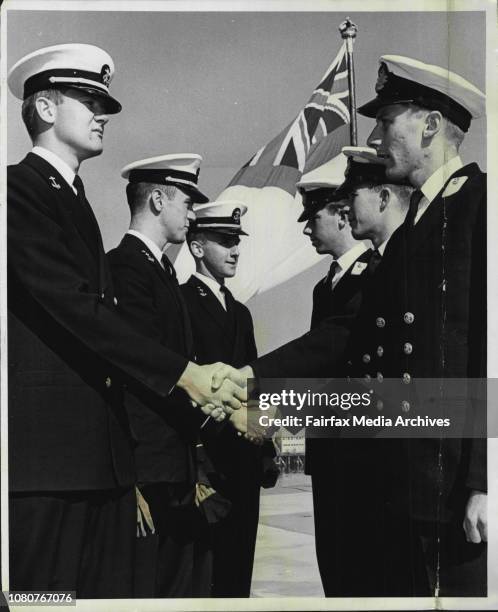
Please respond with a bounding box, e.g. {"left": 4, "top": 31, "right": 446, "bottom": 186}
{"left": 352, "top": 54, "right": 487, "bottom": 596}
{"left": 182, "top": 201, "right": 278, "bottom": 597}
{"left": 300, "top": 149, "right": 413, "bottom": 596}
{"left": 108, "top": 155, "right": 240, "bottom": 597}
{"left": 7, "top": 44, "right": 244, "bottom": 597}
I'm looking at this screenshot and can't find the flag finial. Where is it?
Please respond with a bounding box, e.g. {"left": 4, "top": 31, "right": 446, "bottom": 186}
{"left": 339, "top": 18, "right": 358, "bottom": 40}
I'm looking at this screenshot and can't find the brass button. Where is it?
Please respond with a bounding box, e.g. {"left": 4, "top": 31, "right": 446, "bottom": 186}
{"left": 101, "top": 293, "right": 105, "bottom": 301}
{"left": 403, "top": 342, "right": 413, "bottom": 355}
{"left": 113, "top": 297, "right": 118, "bottom": 306}
{"left": 404, "top": 312, "right": 415, "bottom": 324}
{"left": 377, "top": 346, "right": 384, "bottom": 357}
{"left": 362, "top": 354, "right": 371, "bottom": 364}
{"left": 376, "top": 317, "right": 386, "bottom": 328}
{"left": 347, "top": 360, "right": 353, "bottom": 366}
{"left": 401, "top": 400, "right": 410, "bottom": 413}
{"left": 105, "top": 376, "right": 112, "bottom": 389}
{"left": 402, "top": 373, "right": 411, "bottom": 384}
{"left": 377, "top": 372, "right": 384, "bottom": 382}
{"left": 376, "top": 400, "right": 384, "bottom": 411}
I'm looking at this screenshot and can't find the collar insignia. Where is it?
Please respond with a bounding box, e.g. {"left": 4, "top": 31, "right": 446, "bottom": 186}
{"left": 196, "top": 285, "right": 208, "bottom": 297}
{"left": 351, "top": 261, "right": 368, "bottom": 275}
{"left": 441, "top": 175, "right": 468, "bottom": 198}
{"left": 141, "top": 249, "right": 155, "bottom": 263}
{"left": 49, "top": 176, "right": 61, "bottom": 189}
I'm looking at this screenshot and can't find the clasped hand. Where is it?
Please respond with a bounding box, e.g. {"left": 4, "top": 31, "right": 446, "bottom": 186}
{"left": 177, "top": 361, "right": 249, "bottom": 422}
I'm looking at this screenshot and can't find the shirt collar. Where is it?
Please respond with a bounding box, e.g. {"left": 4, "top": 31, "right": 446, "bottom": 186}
{"left": 127, "top": 230, "right": 164, "bottom": 264}
{"left": 335, "top": 242, "right": 368, "bottom": 272}
{"left": 32, "top": 146, "right": 76, "bottom": 190}
{"left": 420, "top": 155, "right": 463, "bottom": 204}
{"left": 377, "top": 239, "right": 390, "bottom": 256}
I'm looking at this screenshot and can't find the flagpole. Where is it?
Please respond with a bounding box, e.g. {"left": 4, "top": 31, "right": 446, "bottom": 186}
{"left": 339, "top": 18, "right": 358, "bottom": 146}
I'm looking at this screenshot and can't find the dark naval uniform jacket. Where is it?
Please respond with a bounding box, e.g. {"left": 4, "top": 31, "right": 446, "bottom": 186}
{"left": 107, "top": 234, "right": 200, "bottom": 486}
{"left": 346, "top": 162, "right": 487, "bottom": 524}
{"left": 251, "top": 246, "right": 371, "bottom": 379}
{"left": 8, "top": 154, "right": 188, "bottom": 494}
{"left": 181, "top": 273, "right": 260, "bottom": 481}
{"left": 304, "top": 246, "right": 372, "bottom": 474}
{"left": 181, "top": 274, "right": 273, "bottom": 597}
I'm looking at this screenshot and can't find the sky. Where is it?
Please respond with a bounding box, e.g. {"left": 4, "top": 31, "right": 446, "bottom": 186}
{"left": 5, "top": 4, "right": 487, "bottom": 353}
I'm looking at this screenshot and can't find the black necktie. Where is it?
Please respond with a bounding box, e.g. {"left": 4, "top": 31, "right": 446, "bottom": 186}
{"left": 220, "top": 285, "right": 233, "bottom": 313}
{"left": 161, "top": 254, "right": 177, "bottom": 280}
{"left": 404, "top": 189, "right": 424, "bottom": 228}
{"left": 161, "top": 254, "right": 194, "bottom": 355}
{"left": 72, "top": 175, "right": 101, "bottom": 255}
{"left": 325, "top": 260, "right": 340, "bottom": 290}
{"left": 367, "top": 249, "right": 382, "bottom": 276}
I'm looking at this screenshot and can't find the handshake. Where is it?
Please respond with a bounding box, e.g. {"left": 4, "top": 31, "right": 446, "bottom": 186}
{"left": 177, "top": 362, "right": 261, "bottom": 438}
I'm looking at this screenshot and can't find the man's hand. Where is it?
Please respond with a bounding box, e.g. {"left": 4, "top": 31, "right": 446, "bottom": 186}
{"left": 463, "top": 490, "right": 487, "bottom": 543}
{"left": 212, "top": 364, "right": 254, "bottom": 390}
{"left": 177, "top": 361, "right": 247, "bottom": 414}
{"left": 136, "top": 487, "right": 155, "bottom": 538}
{"left": 229, "top": 402, "right": 266, "bottom": 446}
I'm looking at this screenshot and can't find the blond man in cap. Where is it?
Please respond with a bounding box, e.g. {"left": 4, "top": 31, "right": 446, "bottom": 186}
{"left": 181, "top": 201, "right": 278, "bottom": 597}
{"left": 7, "top": 44, "right": 244, "bottom": 597}
{"left": 352, "top": 55, "right": 487, "bottom": 596}
{"left": 108, "top": 156, "right": 245, "bottom": 597}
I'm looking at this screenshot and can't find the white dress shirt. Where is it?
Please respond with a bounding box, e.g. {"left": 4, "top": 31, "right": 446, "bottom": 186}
{"left": 194, "top": 272, "right": 227, "bottom": 310}
{"left": 32, "top": 146, "right": 77, "bottom": 193}
{"left": 415, "top": 155, "right": 463, "bottom": 224}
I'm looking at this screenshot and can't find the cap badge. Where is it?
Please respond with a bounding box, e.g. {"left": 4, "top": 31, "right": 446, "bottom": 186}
{"left": 101, "top": 64, "right": 111, "bottom": 87}
{"left": 232, "top": 208, "right": 241, "bottom": 223}
{"left": 141, "top": 249, "right": 155, "bottom": 264}
{"left": 375, "top": 63, "right": 389, "bottom": 93}
{"left": 49, "top": 176, "right": 61, "bottom": 189}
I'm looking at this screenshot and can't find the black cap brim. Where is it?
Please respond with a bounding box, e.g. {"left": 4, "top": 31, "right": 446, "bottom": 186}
{"left": 190, "top": 226, "right": 248, "bottom": 236}
{"left": 358, "top": 95, "right": 414, "bottom": 119}
{"left": 177, "top": 184, "right": 209, "bottom": 204}
{"left": 67, "top": 85, "right": 122, "bottom": 114}
{"left": 297, "top": 209, "right": 310, "bottom": 223}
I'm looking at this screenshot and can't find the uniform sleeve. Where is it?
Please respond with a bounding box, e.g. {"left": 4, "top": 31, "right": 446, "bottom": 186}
{"left": 8, "top": 166, "right": 188, "bottom": 398}
{"left": 465, "top": 177, "right": 487, "bottom": 492}
{"left": 251, "top": 314, "right": 351, "bottom": 378}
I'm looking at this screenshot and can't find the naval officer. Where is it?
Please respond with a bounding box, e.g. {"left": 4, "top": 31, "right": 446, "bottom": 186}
{"left": 182, "top": 201, "right": 278, "bottom": 597}
{"left": 352, "top": 54, "right": 487, "bottom": 596}
{"left": 7, "top": 43, "right": 245, "bottom": 597}
{"left": 108, "top": 154, "right": 222, "bottom": 597}
{"left": 302, "top": 148, "right": 413, "bottom": 596}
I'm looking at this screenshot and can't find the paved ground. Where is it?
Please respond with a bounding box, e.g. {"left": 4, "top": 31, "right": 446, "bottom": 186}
{"left": 251, "top": 472, "right": 323, "bottom": 598}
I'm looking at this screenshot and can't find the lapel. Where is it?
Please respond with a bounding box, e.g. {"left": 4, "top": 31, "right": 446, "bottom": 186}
{"left": 186, "top": 275, "right": 227, "bottom": 332}
{"left": 123, "top": 234, "right": 193, "bottom": 355}
{"left": 408, "top": 163, "right": 479, "bottom": 256}
{"left": 332, "top": 248, "right": 372, "bottom": 305}
{"left": 223, "top": 287, "right": 243, "bottom": 364}
{"left": 23, "top": 153, "right": 109, "bottom": 295}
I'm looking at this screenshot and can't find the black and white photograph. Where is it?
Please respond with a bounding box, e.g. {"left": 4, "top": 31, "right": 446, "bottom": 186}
{"left": 1, "top": 1, "right": 497, "bottom": 610}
